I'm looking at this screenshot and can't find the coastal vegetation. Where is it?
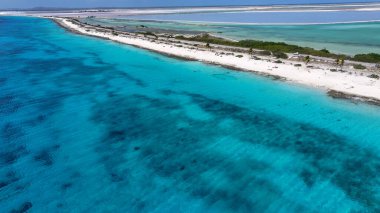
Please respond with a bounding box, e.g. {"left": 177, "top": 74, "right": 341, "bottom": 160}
{"left": 248, "top": 48, "right": 253, "bottom": 56}
{"left": 137, "top": 31, "right": 158, "bottom": 38}
{"left": 353, "top": 53, "right": 380, "bottom": 63}
{"left": 368, "top": 74, "right": 380, "bottom": 79}
{"left": 336, "top": 58, "right": 345, "bottom": 70}
{"left": 304, "top": 56, "right": 311, "bottom": 65}
{"left": 258, "top": 50, "right": 272, "bottom": 56}
{"left": 353, "top": 64, "right": 366, "bottom": 70}
{"left": 76, "top": 18, "right": 380, "bottom": 65}
{"left": 273, "top": 52, "right": 288, "bottom": 59}
{"left": 175, "top": 34, "right": 380, "bottom": 64}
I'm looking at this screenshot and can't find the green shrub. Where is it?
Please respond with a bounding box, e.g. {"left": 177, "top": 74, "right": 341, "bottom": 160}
{"left": 258, "top": 50, "right": 272, "bottom": 56}
{"left": 274, "top": 60, "right": 283, "bottom": 64}
{"left": 321, "top": 48, "right": 330, "bottom": 54}
{"left": 175, "top": 35, "right": 336, "bottom": 58}
{"left": 273, "top": 52, "right": 288, "bottom": 59}
{"left": 353, "top": 53, "right": 380, "bottom": 63}
{"left": 294, "top": 64, "right": 302, "bottom": 67}
{"left": 139, "top": 32, "right": 158, "bottom": 38}
{"left": 368, "top": 74, "right": 379, "bottom": 79}
{"left": 173, "top": 33, "right": 380, "bottom": 64}
{"left": 353, "top": 64, "right": 366, "bottom": 70}
{"left": 236, "top": 55, "right": 243, "bottom": 58}
{"left": 175, "top": 35, "right": 186, "bottom": 39}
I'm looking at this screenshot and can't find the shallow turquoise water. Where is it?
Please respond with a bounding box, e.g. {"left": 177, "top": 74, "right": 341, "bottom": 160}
{"left": 129, "top": 10, "right": 380, "bottom": 24}
{"left": 1, "top": 16, "right": 380, "bottom": 212}
{"left": 84, "top": 17, "right": 380, "bottom": 55}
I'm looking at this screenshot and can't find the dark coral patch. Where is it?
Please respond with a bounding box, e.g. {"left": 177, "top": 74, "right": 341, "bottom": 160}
{"left": 0, "top": 77, "right": 7, "bottom": 85}
{"left": 300, "top": 169, "right": 316, "bottom": 187}
{"left": 1, "top": 146, "right": 28, "bottom": 165}
{"left": 0, "top": 181, "right": 9, "bottom": 189}
{"left": 61, "top": 182, "right": 73, "bottom": 190}
{"left": 34, "top": 150, "right": 53, "bottom": 166}
{"left": 89, "top": 92, "right": 380, "bottom": 211}
{"left": 11, "top": 202, "right": 32, "bottom": 213}
{"left": 33, "top": 144, "right": 61, "bottom": 167}
{"left": 0, "top": 95, "right": 21, "bottom": 114}
{"left": 27, "top": 114, "right": 48, "bottom": 127}
{"left": 110, "top": 173, "right": 124, "bottom": 182}
{"left": 2, "top": 123, "right": 24, "bottom": 142}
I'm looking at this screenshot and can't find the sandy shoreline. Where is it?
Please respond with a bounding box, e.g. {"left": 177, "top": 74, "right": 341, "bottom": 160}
{"left": 52, "top": 17, "right": 380, "bottom": 106}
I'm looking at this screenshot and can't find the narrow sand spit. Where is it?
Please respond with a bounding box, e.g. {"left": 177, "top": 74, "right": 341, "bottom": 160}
{"left": 54, "top": 17, "right": 380, "bottom": 105}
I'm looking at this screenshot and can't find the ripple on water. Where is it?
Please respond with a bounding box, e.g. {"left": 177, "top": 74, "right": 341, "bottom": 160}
{"left": 90, "top": 92, "right": 380, "bottom": 212}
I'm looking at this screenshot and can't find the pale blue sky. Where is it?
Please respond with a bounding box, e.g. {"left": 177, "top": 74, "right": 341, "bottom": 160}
{"left": 0, "top": 0, "right": 378, "bottom": 9}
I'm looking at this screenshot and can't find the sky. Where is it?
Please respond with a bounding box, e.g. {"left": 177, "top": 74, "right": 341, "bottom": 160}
{"left": 0, "top": 0, "right": 378, "bottom": 9}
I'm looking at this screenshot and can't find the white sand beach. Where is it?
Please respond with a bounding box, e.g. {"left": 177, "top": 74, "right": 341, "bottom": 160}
{"left": 54, "top": 17, "right": 380, "bottom": 103}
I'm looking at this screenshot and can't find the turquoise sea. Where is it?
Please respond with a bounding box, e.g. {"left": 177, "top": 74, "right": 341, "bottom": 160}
{"left": 1, "top": 16, "right": 380, "bottom": 212}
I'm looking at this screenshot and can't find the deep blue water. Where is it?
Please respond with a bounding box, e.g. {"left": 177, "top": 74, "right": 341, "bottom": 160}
{"left": 1, "top": 16, "right": 380, "bottom": 212}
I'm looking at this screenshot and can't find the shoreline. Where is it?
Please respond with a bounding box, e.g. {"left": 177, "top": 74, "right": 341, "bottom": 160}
{"left": 52, "top": 18, "right": 286, "bottom": 81}
{"left": 52, "top": 17, "right": 380, "bottom": 106}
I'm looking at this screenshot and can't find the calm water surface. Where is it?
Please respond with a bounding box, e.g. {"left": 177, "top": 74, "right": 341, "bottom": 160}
{"left": 1, "top": 16, "right": 380, "bottom": 212}
{"left": 83, "top": 17, "right": 380, "bottom": 55}
{"left": 128, "top": 10, "right": 380, "bottom": 24}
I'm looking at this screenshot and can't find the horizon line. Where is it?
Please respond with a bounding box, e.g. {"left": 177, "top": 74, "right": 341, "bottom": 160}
{"left": 1, "top": 1, "right": 380, "bottom": 11}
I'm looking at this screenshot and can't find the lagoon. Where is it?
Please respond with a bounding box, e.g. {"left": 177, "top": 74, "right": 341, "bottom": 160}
{"left": 83, "top": 17, "right": 380, "bottom": 55}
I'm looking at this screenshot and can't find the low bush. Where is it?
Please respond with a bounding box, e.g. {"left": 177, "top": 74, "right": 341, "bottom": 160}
{"left": 174, "top": 33, "right": 380, "bottom": 64}
{"left": 368, "top": 74, "right": 379, "bottom": 79}
{"left": 321, "top": 48, "right": 330, "bottom": 54}
{"left": 139, "top": 31, "right": 158, "bottom": 38}
{"left": 258, "top": 50, "right": 272, "bottom": 56}
{"left": 353, "top": 64, "right": 366, "bottom": 70}
{"left": 353, "top": 53, "right": 380, "bottom": 63}
{"left": 273, "top": 51, "right": 288, "bottom": 59}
